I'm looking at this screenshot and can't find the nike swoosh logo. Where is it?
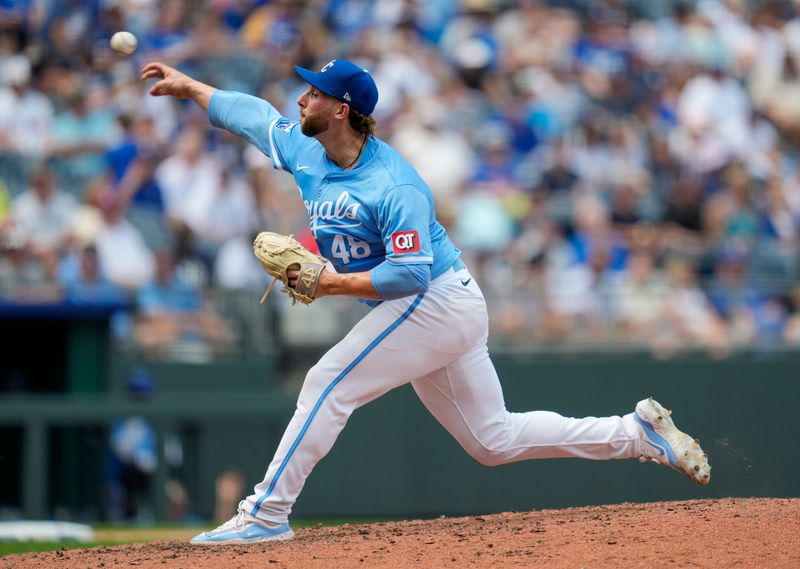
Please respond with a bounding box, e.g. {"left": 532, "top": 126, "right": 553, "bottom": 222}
{"left": 461, "top": 278, "right": 472, "bottom": 287}
{"left": 296, "top": 165, "right": 310, "bottom": 171}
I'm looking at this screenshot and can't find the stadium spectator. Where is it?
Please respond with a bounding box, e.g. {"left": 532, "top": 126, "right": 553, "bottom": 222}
{"left": 706, "top": 245, "right": 761, "bottom": 346}
{"left": 390, "top": 97, "right": 475, "bottom": 224}
{"left": 59, "top": 244, "right": 127, "bottom": 306}
{"left": 155, "top": 123, "right": 224, "bottom": 226}
{"left": 10, "top": 163, "right": 77, "bottom": 260}
{"left": 0, "top": 54, "right": 53, "bottom": 161}
{"left": 105, "top": 367, "right": 158, "bottom": 522}
{"left": 0, "top": 226, "right": 43, "bottom": 297}
{"left": 106, "top": 114, "right": 170, "bottom": 249}
{"left": 94, "top": 190, "right": 155, "bottom": 289}
{"left": 662, "top": 256, "right": 730, "bottom": 354}
{"left": 615, "top": 249, "right": 669, "bottom": 346}
{"left": 50, "top": 84, "right": 121, "bottom": 195}
{"left": 214, "top": 232, "right": 267, "bottom": 291}
{"left": 173, "top": 162, "right": 257, "bottom": 252}
{"left": 0, "top": 0, "right": 799, "bottom": 355}
{"left": 133, "top": 249, "right": 232, "bottom": 359}
{"left": 0, "top": 54, "right": 54, "bottom": 195}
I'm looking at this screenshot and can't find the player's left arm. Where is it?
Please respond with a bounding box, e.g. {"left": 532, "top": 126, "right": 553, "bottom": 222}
{"left": 309, "top": 270, "right": 380, "bottom": 299}
{"left": 302, "top": 262, "right": 428, "bottom": 300}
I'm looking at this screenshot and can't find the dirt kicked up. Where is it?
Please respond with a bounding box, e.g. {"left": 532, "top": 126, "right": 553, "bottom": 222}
{"left": 3, "top": 498, "right": 798, "bottom": 569}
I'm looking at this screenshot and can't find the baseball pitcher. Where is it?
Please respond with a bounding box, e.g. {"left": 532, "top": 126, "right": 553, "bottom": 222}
{"left": 140, "top": 58, "right": 710, "bottom": 544}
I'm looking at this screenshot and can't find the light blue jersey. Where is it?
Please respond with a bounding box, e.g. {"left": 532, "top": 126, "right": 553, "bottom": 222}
{"left": 209, "top": 91, "right": 460, "bottom": 278}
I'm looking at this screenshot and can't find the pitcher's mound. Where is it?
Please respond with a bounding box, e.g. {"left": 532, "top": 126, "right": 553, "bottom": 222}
{"left": 4, "top": 498, "right": 798, "bottom": 568}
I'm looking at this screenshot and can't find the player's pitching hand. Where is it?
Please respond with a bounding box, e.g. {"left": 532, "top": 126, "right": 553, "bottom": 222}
{"left": 141, "top": 62, "right": 194, "bottom": 98}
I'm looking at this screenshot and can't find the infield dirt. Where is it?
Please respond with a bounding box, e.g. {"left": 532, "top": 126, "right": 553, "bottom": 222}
{"left": 2, "top": 498, "right": 797, "bottom": 568}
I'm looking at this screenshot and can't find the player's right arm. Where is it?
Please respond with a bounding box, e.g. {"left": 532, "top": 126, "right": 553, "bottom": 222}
{"left": 141, "top": 62, "right": 293, "bottom": 166}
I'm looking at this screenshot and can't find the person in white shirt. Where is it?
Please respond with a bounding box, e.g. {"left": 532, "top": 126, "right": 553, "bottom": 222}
{"left": 155, "top": 124, "right": 222, "bottom": 223}
{"left": 94, "top": 192, "right": 155, "bottom": 289}
{"left": 0, "top": 55, "right": 54, "bottom": 160}
{"left": 11, "top": 163, "right": 77, "bottom": 258}
{"left": 156, "top": 126, "right": 258, "bottom": 254}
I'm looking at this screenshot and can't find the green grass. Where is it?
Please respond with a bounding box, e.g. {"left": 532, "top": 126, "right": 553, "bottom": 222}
{"left": 0, "top": 518, "right": 398, "bottom": 557}
{"left": 0, "top": 540, "right": 121, "bottom": 556}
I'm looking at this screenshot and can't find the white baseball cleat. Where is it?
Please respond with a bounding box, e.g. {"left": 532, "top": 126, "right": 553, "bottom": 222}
{"left": 634, "top": 397, "right": 711, "bottom": 486}
{"left": 190, "top": 511, "right": 294, "bottom": 544}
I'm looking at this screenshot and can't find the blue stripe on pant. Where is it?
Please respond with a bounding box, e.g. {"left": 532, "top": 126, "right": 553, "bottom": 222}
{"left": 251, "top": 293, "right": 425, "bottom": 516}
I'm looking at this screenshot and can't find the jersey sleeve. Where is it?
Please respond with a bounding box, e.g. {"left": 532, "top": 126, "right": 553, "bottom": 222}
{"left": 376, "top": 185, "right": 434, "bottom": 265}
{"left": 208, "top": 90, "right": 301, "bottom": 173}
{"left": 371, "top": 261, "right": 431, "bottom": 299}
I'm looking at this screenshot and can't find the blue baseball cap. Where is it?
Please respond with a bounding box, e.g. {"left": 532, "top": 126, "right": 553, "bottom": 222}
{"left": 295, "top": 59, "right": 379, "bottom": 116}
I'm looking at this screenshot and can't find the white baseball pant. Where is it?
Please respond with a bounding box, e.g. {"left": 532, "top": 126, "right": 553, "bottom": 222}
{"left": 241, "top": 265, "right": 642, "bottom": 523}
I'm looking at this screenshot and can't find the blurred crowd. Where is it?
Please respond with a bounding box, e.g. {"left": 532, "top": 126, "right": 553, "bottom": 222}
{"left": 1, "top": 0, "right": 800, "bottom": 356}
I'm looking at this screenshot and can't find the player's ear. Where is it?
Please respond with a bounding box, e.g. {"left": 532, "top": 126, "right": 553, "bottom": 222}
{"left": 334, "top": 102, "right": 350, "bottom": 121}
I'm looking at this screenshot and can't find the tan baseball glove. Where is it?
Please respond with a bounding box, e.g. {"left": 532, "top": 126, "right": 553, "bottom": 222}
{"left": 253, "top": 232, "right": 326, "bottom": 305}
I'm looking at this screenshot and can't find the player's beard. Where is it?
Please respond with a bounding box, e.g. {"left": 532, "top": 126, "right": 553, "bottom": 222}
{"left": 301, "top": 112, "right": 329, "bottom": 137}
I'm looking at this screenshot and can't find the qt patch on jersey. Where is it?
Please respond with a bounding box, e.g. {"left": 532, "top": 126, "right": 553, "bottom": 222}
{"left": 274, "top": 118, "right": 297, "bottom": 132}
{"left": 391, "top": 230, "right": 421, "bottom": 253}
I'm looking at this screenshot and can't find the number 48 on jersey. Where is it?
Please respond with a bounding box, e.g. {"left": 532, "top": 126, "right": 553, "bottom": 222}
{"left": 330, "top": 235, "right": 371, "bottom": 264}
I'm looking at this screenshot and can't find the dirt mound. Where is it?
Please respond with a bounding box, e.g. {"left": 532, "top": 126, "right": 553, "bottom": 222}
{"left": 3, "top": 498, "right": 798, "bottom": 568}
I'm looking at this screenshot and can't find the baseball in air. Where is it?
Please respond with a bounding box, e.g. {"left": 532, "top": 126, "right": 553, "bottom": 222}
{"left": 110, "top": 31, "right": 137, "bottom": 56}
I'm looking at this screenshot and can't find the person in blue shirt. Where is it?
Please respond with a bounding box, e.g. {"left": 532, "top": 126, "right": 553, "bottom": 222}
{"left": 141, "top": 58, "right": 711, "bottom": 544}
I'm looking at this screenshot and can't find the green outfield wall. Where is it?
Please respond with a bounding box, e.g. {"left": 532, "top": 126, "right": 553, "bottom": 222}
{"left": 1, "top": 351, "right": 798, "bottom": 520}
{"left": 295, "top": 351, "right": 800, "bottom": 518}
